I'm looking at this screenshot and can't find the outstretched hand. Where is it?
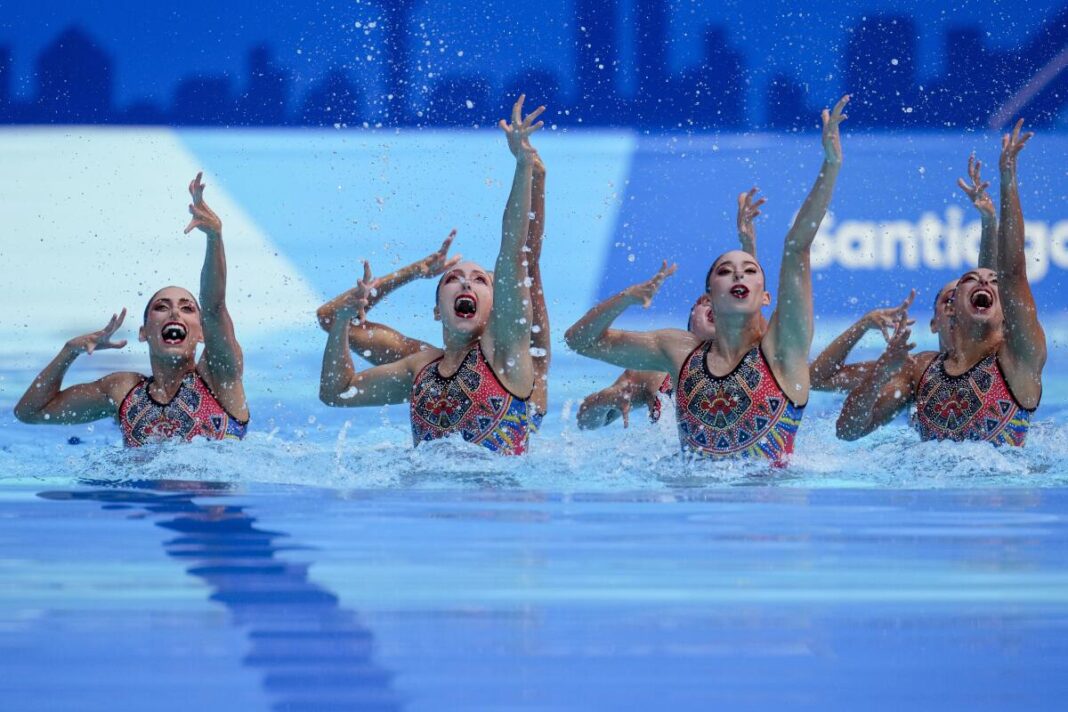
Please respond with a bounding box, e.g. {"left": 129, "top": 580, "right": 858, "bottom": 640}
{"left": 416, "top": 229, "right": 462, "bottom": 278}
{"left": 999, "top": 118, "right": 1034, "bottom": 173}
{"left": 499, "top": 94, "right": 544, "bottom": 164}
{"left": 337, "top": 261, "right": 378, "bottom": 321}
{"left": 863, "top": 289, "right": 916, "bottom": 343}
{"left": 66, "top": 309, "right": 128, "bottom": 355}
{"left": 624, "top": 260, "right": 677, "bottom": 308}
{"left": 184, "top": 172, "right": 222, "bottom": 237}
{"left": 879, "top": 312, "right": 916, "bottom": 371}
{"left": 957, "top": 154, "right": 995, "bottom": 218}
{"left": 737, "top": 187, "right": 765, "bottom": 252}
{"left": 821, "top": 95, "right": 850, "bottom": 165}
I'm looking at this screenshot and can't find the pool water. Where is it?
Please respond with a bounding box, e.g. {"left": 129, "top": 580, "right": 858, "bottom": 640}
{"left": 2, "top": 481, "right": 1067, "bottom": 710}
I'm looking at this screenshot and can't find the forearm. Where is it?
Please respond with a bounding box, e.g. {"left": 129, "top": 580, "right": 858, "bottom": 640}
{"left": 14, "top": 346, "right": 79, "bottom": 422}
{"left": 787, "top": 160, "right": 840, "bottom": 253}
{"left": 320, "top": 313, "right": 359, "bottom": 402}
{"left": 564, "top": 291, "right": 633, "bottom": 354}
{"left": 998, "top": 166, "right": 1026, "bottom": 278}
{"left": 367, "top": 261, "right": 427, "bottom": 310}
{"left": 739, "top": 231, "right": 756, "bottom": 257}
{"left": 492, "top": 160, "right": 535, "bottom": 344}
{"left": 977, "top": 214, "right": 998, "bottom": 271}
{"left": 810, "top": 318, "right": 869, "bottom": 389}
{"left": 348, "top": 320, "right": 427, "bottom": 366}
{"left": 200, "top": 233, "right": 227, "bottom": 314}
{"left": 835, "top": 360, "right": 898, "bottom": 440}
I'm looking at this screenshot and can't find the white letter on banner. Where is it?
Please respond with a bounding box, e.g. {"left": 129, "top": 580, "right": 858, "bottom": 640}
{"left": 944, "top": 206, "right": 963, "bottom": 269}
{"left": 837, "top": 220, "right": 878, "bottom": 268}
{"left": 918, "top": 212, "right": 946, "bottom": 269}
{"left": 881, "top": 221, "right": 920, "bottom": 269}
{"left": 1050, "top": 221, "right": 1068, "bottom": 269}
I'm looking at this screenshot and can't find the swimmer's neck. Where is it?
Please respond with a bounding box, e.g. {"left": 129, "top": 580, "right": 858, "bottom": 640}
{"left": 148, "top": 353, "right": 198, "bottom": 394}
{"left": 946, "top": 322, "right": 1002, "bottom": 370}
{"left": 707, "top": 312, "right": 763, "bottom": 361}
{"left": 440, "top": 330, "right": 482, "bottom": 360}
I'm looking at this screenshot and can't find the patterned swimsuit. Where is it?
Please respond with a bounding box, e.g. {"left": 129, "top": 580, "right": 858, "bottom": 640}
{"left": 410, "top": 345, "right": 535, "bottom": 455}
{"left": 914, "top": 352, "right": 1033, "bottom": 446}
{"left": 119, "top": 371, "right": 248, "bottom": 447}
{"left": 674, "top": 343, "right": 805, "bottom": 463}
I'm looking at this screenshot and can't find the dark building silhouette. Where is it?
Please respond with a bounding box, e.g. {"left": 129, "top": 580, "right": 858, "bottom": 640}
{"left": 998, "top": 6, "right": 1068, "bottom": 127}
{"left": 670, "top": 26, "right": 746, "bottom": 129}
{"left": 925, "top": 27, "right": 989, "bottom": 128}
{"left": 0, "top": 46, "right": 11, "bottom": 121}
{"left": 301, "top": 69, "right": 363, "bottom": 127}
{"left": 634, "top": 0, "right": 670, "bottom": 123}
{"left": 122, "top": 99, "right": 168, "bottom": 125}
{"left": 501, "top": 68, "right": 562, "bottom": 119}
{"left": 766, "top": 73, "right": 812, "bottom": 130}
{"left": 236, "top": 45, "right": 290, "bottom": 125}
{"left": 34, "top": 26, "right": 112, "bottom": 123}
{"left": 381, "top": 0, "right": 419, "bottom": 125}
{"left": 424, "top": 73, "right": 492, "bottom": 126}
{"left": 173, "top": 75, "right": 235, "bottom": 125}
{"left": 844, "top": 15, "right": 920, "bottom": 127}
{"left": 574, "top": 0, "right": 622, "bottom": 124}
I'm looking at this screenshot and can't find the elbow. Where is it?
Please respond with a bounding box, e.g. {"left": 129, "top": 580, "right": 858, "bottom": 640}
{"left": 13, "top": 402, "right": 40, "bottom": 424}
{"left": 316, "top": 306, "right": 333, "bottom": 332}
{"left": 835, "top": 414, "right": 864, "bottom": 442}
{"left": 563, "top": 326, "right": 586, "bottom": 354}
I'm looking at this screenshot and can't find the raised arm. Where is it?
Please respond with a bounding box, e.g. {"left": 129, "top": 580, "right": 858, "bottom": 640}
{"left": 14, "top": 310, "right": 135, "bottom": 424}
{"left": 957, "top": 154, "right": 998, "bottom": 269}
{"left": 185, "top": 173, "right": 247, "bottom": 418}
{"left": 317, "top": 230, "right": 460, "bottom": 333}
{"left": 527, "top": 149, "right": 550, "bottom": 414}
{"left": 319, "top": 279, "right": 424, "bottom": 407}
{"left": 836, "top": 314, "right": 920, "bottom": 441}
{"left": 995, "top": 119, "right": 1046, "bottom": 408}
{"left": 736, "top": 187, "right": 765, "bottom": 257}
{"left": 564, "top": 261, "right": 691, "bottom": 373}
{"left": 810, "top": 290, "right": 914, "bottom": 392}
{"left": 487, "top": 95, "right": 542, "bottom": 390}
{"left": 764, "top": 96, "right": 848, "bottom": 401}
{"left": 317, "top": 251, "right": 452, "bottom": 363}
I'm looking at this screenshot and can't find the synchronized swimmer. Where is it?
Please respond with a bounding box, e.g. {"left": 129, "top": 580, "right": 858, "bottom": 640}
{"left": 12, "top": 96, "right": 1049, "bottom": 462}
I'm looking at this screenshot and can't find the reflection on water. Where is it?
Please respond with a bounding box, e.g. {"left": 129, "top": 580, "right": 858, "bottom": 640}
{"left": 38, "top": 480, "right": 402, "bottom": 712}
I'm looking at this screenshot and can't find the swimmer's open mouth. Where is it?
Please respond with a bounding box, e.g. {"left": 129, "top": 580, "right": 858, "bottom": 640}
{"left": 161, "top": 322, "right": 187, "bottom": 344}
{"left": 729, "top": 285, "right": 749, "bottom": 299}
{"left": 454, "top": 294, "right": 478, "bottom": 318}
{"left": 970, "top": 289, "right": 994, "bottom": 311}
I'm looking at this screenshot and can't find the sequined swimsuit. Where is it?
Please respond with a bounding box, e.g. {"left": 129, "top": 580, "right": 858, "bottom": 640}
{"left": 119, "top": 371, "right": 248, "bottom": 447}
{"left": 674, "top": 343, "right": 804, "bottom": 463}
{"left": 410, "top": 345, "right": 535, "bottom": 455}
{"left": 914, "top": 352, "right": 1033, "bottom": 446}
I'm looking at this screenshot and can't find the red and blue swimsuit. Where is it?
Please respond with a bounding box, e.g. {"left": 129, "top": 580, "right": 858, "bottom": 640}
{"left": 914, "top": 352, "right": 1032, "bottom": 446}
{"left": 119, "top": 371, "right": 248, "bottom": 447}
{"left": 410, "top": 345, "right": 535, "bottom": 455}
{"left": 674, "top": 342, "right": 804, "bottom": 463}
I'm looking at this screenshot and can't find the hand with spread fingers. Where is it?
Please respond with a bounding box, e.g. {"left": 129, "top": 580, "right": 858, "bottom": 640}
{"left": 737, "top": 187, "right": 765, "bottom": 256}
{"left": 999, "top": 118, "right": 1034, "bottom": 174}
{"left": 184, "top": 172, "right": 222, "bottom": 238}
{"left": 878, "top": 312, "right": 916, "bottom": 373}
{"left": 499, "top": 94, "right": 545, "bottom": 165}
{"left": 66, "top": 309, "right": 129, "bottom": 355}
{"left": 821, "top": 95, "right": 849, "bottom": 165}
{"left": 623, "top": 260, "right": 677, "bottom": 309}
{"left": 957, "top": 154, "right": 996, "bottom": 219}
{"left": 415, "top": 229, "right": 462, "bottom": 278}
{"left": 862, "top": 289, "right": 916, "bottom": 343}
{"left": 337, "top": 261, "right": 376, "bottom": 321}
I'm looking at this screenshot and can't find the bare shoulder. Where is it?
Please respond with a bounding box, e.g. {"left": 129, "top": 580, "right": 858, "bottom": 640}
{"left": 908, "top": 351, "right": 939, "bottom": 386}
{"left": 398, "top": 346, "right": 444, "bottom": 375}
{"left": 99, "top": 371, "right": 145, "bottom": 405}
{"left": 655, "top": 328, "right": 701, "bottom": 365}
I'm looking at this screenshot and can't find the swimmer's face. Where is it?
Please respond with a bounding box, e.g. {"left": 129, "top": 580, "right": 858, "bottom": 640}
{"left": 435, "top": 261, "right": 494, "bottom": 335}
{"left": 930, "top": 279, "right": 958, "bottom": 339}
{"left": 138, "top": 286, "right": 203, "bottom": 357}
{"left": 953, "top": 268, "right": 1003, "bottom": 328}
{"left": 706, "top": 250, "right": 770, "bottom": 317}
{"left": 688, "top": 294, "right": 716, "bottom": 341}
